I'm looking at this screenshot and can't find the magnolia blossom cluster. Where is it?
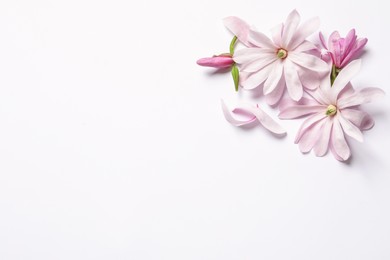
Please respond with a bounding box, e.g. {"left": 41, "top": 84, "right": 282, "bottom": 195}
{"left": 197, "top": 10, "right": 384, "bottom": 162}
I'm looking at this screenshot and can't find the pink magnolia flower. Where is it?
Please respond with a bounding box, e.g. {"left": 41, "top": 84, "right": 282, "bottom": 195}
{"left": 232, "top": 10, "right": 329, "bottom": 105}
{"left": 221, "top": 100, "right": 286, "bottom": 135}
{"left": 197, "top": 54, "right": 234, "bottom": 68}
{"left": 278, "top": 60, "right": 384, "bottom": 161}
{"left": 319, "top": 29, "right": 367, "bottom": 69}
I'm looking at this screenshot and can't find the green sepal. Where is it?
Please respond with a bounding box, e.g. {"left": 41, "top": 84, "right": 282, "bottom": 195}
{"left": 229, "top": 36, "right": 238, "bottom": 55}
{"left": 231, "top": 64, "right": 239, "bottom": 92}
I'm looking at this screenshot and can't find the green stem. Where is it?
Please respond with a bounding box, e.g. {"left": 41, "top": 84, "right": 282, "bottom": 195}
{"left": 229, "top": 36, "right": 238, "bottom": 55}
{"left": 330, "top": 65, "right": 340, "bottom": 86}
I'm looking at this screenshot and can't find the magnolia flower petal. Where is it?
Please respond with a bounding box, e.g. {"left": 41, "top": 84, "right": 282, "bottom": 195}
{"left": 241, "top": 54, "right": 277, "bottom": 73}
{"left": 341, "top": 108, "right": 375, "bottom": 130}
{"left": 338, "top": 87, "right": 385, "bottom": 108}
{"left": 295, "top": 112, "right": 327, "bottom": 143}
{"left": 271, "top": 23, "right": 283, "bottom": 47}
{"left": 298, "top": 67, "right": 320, "bottom": 90}
{"left": 221, "top": 100, "right": 257, "bottom": 126}
{"left": 242, "top": 63, "right": 274, "bottom": 89}
{"left": 331, "top": 59, "right": 361, "bottom": 102}
{"left": 337, "top": 113, "right": 364, "bottom": 142}
{"left": 292, "top": 40, "right": 317, "bottom": 53}
{"left": 340, "top": 38, "right": 368, "bottom": 68}
{"left": 284, "top": 59, "right": 303, "bottom": 101}
{"left": 265, "top": 76, "right": 286, "bottom": 106}
{"left": 289, "top": 17, "right": 320, "bottom": 50}
{"left": 249, "top": 29, "right": 276, "bottom": 49}
{"left": 313, "top": 118, "right": 333, "bottom": 156}
{"left": 223, "top": 16, "right": 251, "bottom": 46}
{"left": 298, "top": 119, "right": 325, "bottom": 153}
{"left": 282, "top": 9, "right": 301, "bottom": 47}
{"left": 289, "top": 52, "right": 329, "bottom": 73}
{"left": 263, "top": 60, "right": 284, "bottom": 95}
{"left": 279, "top": 105, "right": 324, "bottom": 119}
{"left": 234, "top": 48, "right": 273, "bottom": 64}
{"left": 221, "top": 100, "right": 286, "bottom": 134}
{"left": 279, "top": 97, "right": 320, "bottom": 111}
{"left": 330, "top": 119, "right": 351, "bottom": 161}
{"left": 319, "top": 32, "right": 328, "bottom": 49}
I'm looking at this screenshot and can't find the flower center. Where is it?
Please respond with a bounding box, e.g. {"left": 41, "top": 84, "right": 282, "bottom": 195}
{"left": 326, "top": 104, "right": 337, "bottom": 116}
{"left": 277, "top": 48, "right": 288, "bottom": 59}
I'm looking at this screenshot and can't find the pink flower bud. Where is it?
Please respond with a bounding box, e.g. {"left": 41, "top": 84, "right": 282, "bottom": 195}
{"left": 196, "top": 54, "right": 234, "bottom": 68}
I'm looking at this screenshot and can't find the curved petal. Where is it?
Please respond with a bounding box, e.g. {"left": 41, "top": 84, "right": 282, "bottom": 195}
{"left": 313, "top": 117, "right": 333, "bottom": 156}
{"left": 223, "top": 16, "right": 251, "bottom": 46}
{"left": 340, "top": 38, "right": 367, "bottom": 68}
{"left": 338, "top": 87, "right": 385, "bottom": 108}
{"left": 337, "top": 113, "right": 363, "bottom": 142}
{"left": 221, "top": 100, "right": 286, "bottom": 134}
{"left": 295, "top": 112, "right": 327, "bottom": 143}
{"left": 241, "top": 63, "right": 274, "bottom": 89}
{"left": 284, "top": 59, "right": 303, "bottom": 101}
{"left": 263, "top": 60, "right": 284, "bottom": 95}
{"left": 298, "top": 118, "right": 325, "bottom": 153}
{"left": 288, "top": 52, "right": 329, "bottom": 73}
{"left": 282, "top": 9, "right": 301, "bottom": 47}
{"left": 221, "top": 100, "right": 256, "bottom": 126}
{"left": 249, "top": 29, "right": 276, "bottom": 49}
{"left": 330, "top": 118, "right": 351, "bottom": 161}
{"left": 319, "top": 32, "right": 328, "bottom": 49}
{"left": 340, "top": 108, "right": 375, "bottom": 130}
{"left": 279, "top": 97, "right": 320, "bottom": 111}
{"left": 288, "top": 17, "right": 320, "bottom": 50}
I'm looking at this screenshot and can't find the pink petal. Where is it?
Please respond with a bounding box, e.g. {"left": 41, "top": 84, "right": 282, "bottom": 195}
{"left": 298, "top": 67, "right": 321, "bottom": 90}
{"left": 223, "top": 16, "right": 251, "bottom": 46}
{"left": 291, "top": 40, "right": 317, "bottom": 53}
{"left": 221, "top": 100, "right": 256, "bottom": 126}
{"left": 319, "top": 32, "right": 328, "bottom": 49}
{"left": 221, "top": 100, "right": 286, "bottom": 134}
{"left": 338, "top": 87, "right": 385, "bottom": 108}
{"left": 337, "top": 113, "right": 364, "bottom": 142}
{"left": 340, "top": 108, "right": 375, "bottom": 131}
{"left": 330, "top": 118, "right": 351, "bottom": 161}
{"left": 240, "top": 54, "right": 277, "bottom": 73}
{"left": 330, "top": 59, "right": 361, "bottom": 103}
{"left": 328, "top": 31, "right": 340, "bottom": 53}
{"left": 241, "top": 63, "right": 274, "bottom": 90}
{"left": 288, "top": 52, "right": 329, "bottom": 73}
{"left": 249, "top": 29, "right": 276, "bottom": 49}
{"left": 340, "top": 38, "right": 368, "bottom": 68}
{"left": 279, "top": 104, "right": 324, "bottom": 119}
{"left": 234, "top": 48, "right": 273, "bottom": 64}
{"left": 271, "top": 23, "right": 283, "bottom": 47}
{"left": 279, "top": 97, "right": 320, "bottom": 111}
{"left": 284, "top": 59, "right": 303, "bottom": 101}
{"left": 298, "top": 118, "right": 325, "bottom": 153}
{"left": 265, "top": 76, "right": 286, "bottom": 106}
{"left": 295, "top": 112, "right": 327, "bottom": 143}
{"left": 196, "top": 56, "right": 234, "bottom": 68}
{"left": 263, "top": 60, "right": 284, "bottom": 95}
{"left": 281, "top": 9, "right": 301, "bottom": 47}
{"left": 313, "top": 118, "right": 333, "bottom": 156}
{"left": 288, "top": 17, "right": 320, "bottom": 50}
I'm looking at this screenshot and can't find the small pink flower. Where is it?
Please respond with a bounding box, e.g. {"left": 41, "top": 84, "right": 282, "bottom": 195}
{"left": 278, "top": 60, "right": 384, "bottom": 161}
{"left": 196, "top": 54, "right": 234, "bottom": 69}
{"left": 319, "top": 29, "right": 367, "bottom": 69}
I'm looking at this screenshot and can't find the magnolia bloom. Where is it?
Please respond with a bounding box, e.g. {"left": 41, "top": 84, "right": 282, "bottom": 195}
{"left": 221, "top": 100, "right": 286, "bottom": 135}
{"left": 278, "top": 60, "right": 384, "bottom": 161}
{"left": 319, "top": 29, "right": 367, "bottom": 69}
{"left": 231, "top": 10, "right": 328, "bottom": 105}
{"left": 197, "top": 54, "right": 234, "bottom": 68}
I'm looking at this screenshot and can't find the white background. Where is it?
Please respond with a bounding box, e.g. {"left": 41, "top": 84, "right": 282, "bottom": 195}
{"left": 0, "top": 0, "right": 389, "bottom": 259}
